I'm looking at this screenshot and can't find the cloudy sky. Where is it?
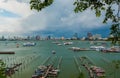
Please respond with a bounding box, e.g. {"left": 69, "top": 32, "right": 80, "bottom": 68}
{"left": 0, "top": 0, "right": 111, "bottom": 38}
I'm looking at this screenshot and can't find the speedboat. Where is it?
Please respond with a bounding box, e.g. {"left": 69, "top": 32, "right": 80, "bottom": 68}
{"left": 52, "top": 50, "right": 56, "bottom": 54}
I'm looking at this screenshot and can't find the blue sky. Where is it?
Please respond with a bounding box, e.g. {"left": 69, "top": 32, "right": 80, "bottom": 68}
{"left": 0, "top": 0, "right": 111, "bottom": 38}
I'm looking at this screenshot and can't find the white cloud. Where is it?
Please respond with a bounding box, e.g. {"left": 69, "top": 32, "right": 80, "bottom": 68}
{"left": 0, "top": 0, "right": 109, "bottom": 37}
{"left": 0, "top": 16, "right": 23, "bottom": 33}
{"left": 0, "top": 0, "right": 34, "bottom": 35}
{"left": 0, "top": 0, "right": 33, "bottom": 17}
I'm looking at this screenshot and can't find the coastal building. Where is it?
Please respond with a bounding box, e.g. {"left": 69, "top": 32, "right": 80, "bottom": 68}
{"left": 81, "top": 37, "right": 86, "bottom": 41}
{"left": 87, "top": 32, "right": 93, "bottom": 40}
{"left": 45, "top": 35, "right": 51, "bottom": 40}
{"left": 36, "top": 35, "right": 40, "bottom": 40}
{"left": 0, "top": 36, "right": 6, "bottom": 41}
{"left": 71, "top": 33, "right": 78, "bottom": 40}
{"left": 27, "top": 36, "right": 31, "bottom": 40}
{"left": 61, "top": 36, "right": 65, "bottom": 40}
{"left": 93, "top": 34, "right": 102, "bottom": 40}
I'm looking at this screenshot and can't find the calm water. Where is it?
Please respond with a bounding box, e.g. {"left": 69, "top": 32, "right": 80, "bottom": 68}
{"left": 0, "top": 40, "right": 120, "bottom": 78}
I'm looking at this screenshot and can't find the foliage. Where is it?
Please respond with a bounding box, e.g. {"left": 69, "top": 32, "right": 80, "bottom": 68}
{"left": 30, "top": 0, "right": 120, "bottom": 45}
{"left": 30, "top": 0, "right": 54, "bottom": 11}
{"left": 112, "top": 60, "right": 120, "bottom": 78}
{"left": 0, "top": 60, "right": 6, "bottom": 78}
{"left": 78, "top": 72, "right": 85, "bottom": 78}
{"left": 112, "top": 60, "right": 120, "bottom": 69}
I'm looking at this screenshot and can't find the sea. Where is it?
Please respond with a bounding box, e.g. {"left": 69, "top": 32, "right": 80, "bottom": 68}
{"left": 0, "top": 40, "right": 120, "bottom": 78}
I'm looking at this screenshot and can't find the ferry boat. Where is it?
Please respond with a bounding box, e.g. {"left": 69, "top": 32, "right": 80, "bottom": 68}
{"left": 69, "top": 47, "right": 90, "bottom": 51}
{"left": 90, "top": 46, "right": 105, "bottom": 51}
{"left": 23, "top": 42, "right": 36, "bottom": 47}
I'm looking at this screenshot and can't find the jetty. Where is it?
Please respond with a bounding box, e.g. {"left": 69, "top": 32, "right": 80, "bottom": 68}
{"left": 43, "top": 65, "right": 53, "bottom": 78}
{"left": 74, "top": 56, "right": 81, "bottom": 73}
{"left": 42, "top": 56, "right": 51, "bottom": 65}
{"left": 5, "top": 63, "right": 22, "bottom": 76}
{"left": 57, "top": 56, "right": 62, "bottom": 69}
{"left": 83, "top": 64, "right": 94, "bottom": 78}
{"left": 0, "top": 51, "right": 15, "bottom": 54}
{"left": 32, "top": 56, "right": 61, "bottom": 78}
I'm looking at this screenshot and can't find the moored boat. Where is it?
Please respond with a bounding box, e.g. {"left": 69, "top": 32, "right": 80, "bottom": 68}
{"left": 64, "top": 42, "right": 73, "bottom": 45}
{"left": 52, "top": 50, "right": 56, "bottom": 54}
{"left": 32, "top": 65, "right": 60, "bottom": 78}
{"left": 69, "top": 47, "right": 90, "bottom": 51}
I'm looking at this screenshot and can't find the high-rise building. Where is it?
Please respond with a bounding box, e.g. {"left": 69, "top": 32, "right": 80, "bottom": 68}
{"left": 27, "top": 36, "right": 31, "bottom": 40}
{"left": 46, "top": 35, "right": 51, "bottom": 40}
{"left": 87, "top": 32, "right": 93, "bottom": 40}
{"left": 36, "top": 35, "right": 40, "bottom": 40}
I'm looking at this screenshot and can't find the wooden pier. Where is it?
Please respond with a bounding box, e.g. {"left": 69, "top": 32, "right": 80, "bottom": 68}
{"left": 0, "top": 51, "right": 15, "bottom": 54}
{"left": 74, "top": 56, "right": 81, "bottom": 73}
{"left": 57, "top": 56, "right": 62, "bottom": 69}
{"left": 32, "top": 56, "right": 62, "bottom": 78}
{"left": 43, "top": 65, "right": 53, "bottom": 78}
{"left": 42, "top": 56, "right": 51, "bottom": 65}
{"left": 84, "top": 56, "right": 95, "bottom": 65}
{"left": 5, "top": 63, "right": 22, "bottom": 76}
{"left": 79, "top": 56, "right": 96, "bottom": 78}
{"left": 83, "top": 64, "right": 94, "bottom": 78}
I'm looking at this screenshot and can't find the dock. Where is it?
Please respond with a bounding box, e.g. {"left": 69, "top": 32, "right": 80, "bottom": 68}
{"left": 42, "top": 56, "right": 51, "bottom": 65}
{"left": 43, "top": 65, "right": 53, "bottom": 78}
{"left": 32, "top": 56, "right": 61, "bottom": 78}
{"left": 57, "top": 56, "right": 62, "bottom": 69}
{"left": 74, "top": 56, "right": 81, "bottom": 73}
{"left": 83, "top": 64, "right": 94, "bottom": 78}
{"left": 5, "top": 63, "right": 22, "bottom": 76}
{"left": 0, "top": 51, "right": 15, "bottom": 54}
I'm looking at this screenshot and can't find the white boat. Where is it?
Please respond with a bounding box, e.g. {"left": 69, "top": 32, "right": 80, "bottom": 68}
{"left": 57, "top": 43, "right": 62, "bottom": 46}
{"left": 23, "top": 42, "right": 36, "bottom": 46}
{"left": 64, "top": 42, "right": 73, "bottom": 45}
{"left": 90, "top": 46, "right": 105, "bottom": 51}
{"left": 52, "top": 50, "right": 56, "bottom": 54}
{"left": 101, "top": 46, "right": 120, "bottom": 52}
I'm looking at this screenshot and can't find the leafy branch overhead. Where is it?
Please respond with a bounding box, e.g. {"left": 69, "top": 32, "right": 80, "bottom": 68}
{"left": 30, "top": 0, "right": 54, "bottom": 11}
{"left": 74, "top": 0, "right": 119, "bottom": 23}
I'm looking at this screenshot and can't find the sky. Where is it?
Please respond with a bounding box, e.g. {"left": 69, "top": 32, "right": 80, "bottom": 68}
{"left": 0, "top": 0, "right": 111, "bottom": 38}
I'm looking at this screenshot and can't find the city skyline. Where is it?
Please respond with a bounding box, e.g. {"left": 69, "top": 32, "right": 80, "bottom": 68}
{"left": 0, "top": 0, "right": 112, "bottom": 37}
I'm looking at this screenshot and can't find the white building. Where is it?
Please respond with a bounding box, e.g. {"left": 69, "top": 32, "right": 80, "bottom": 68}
{"left": 93, "top": 34, "right": 102, "bottom": 40}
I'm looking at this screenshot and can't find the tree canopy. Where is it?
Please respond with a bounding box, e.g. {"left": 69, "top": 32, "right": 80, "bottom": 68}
{"left": 30, "top": 0, "right": 120, "bottom": 45}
